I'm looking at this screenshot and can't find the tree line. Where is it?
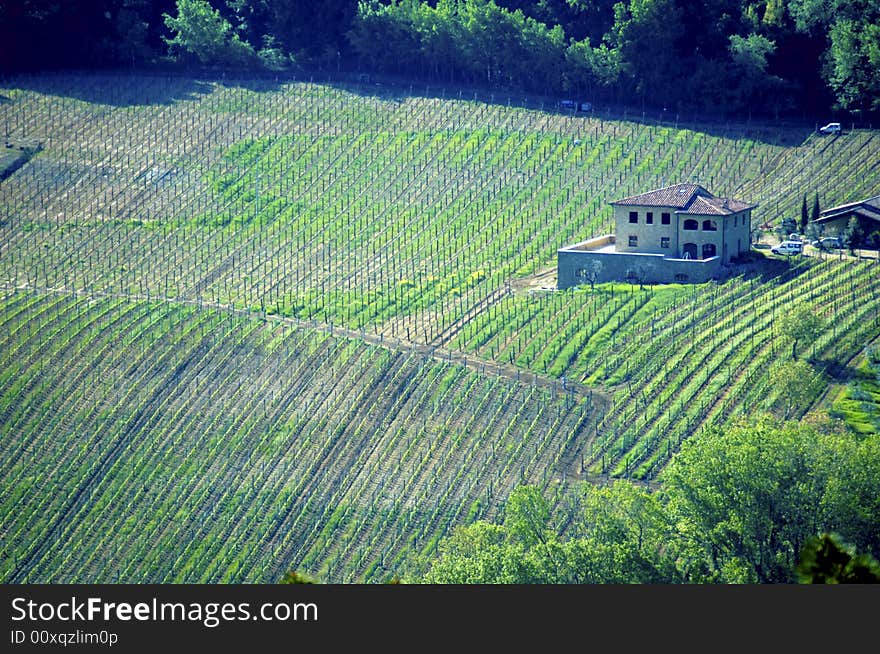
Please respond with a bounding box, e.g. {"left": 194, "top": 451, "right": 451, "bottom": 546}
{"left": 1, "top": 0, "right": 878, "bottom": 120}
{"left": 415, "top": 413, "right": 880, "bottom": 583}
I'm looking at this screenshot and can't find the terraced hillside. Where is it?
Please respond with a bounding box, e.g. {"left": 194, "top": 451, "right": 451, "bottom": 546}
{"left": 1, "top": 73, "right": 879, "bottom": 582}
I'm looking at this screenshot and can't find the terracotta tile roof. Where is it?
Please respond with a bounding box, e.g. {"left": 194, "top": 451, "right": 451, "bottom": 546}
{"left": 612, "top": 183, "right": 755, "bottom": 214}
{"left": 677, "top": 195, "right": 755, "bottom": 215}
{"left": 611, "top": 183, "right": 710, "bottom": 208}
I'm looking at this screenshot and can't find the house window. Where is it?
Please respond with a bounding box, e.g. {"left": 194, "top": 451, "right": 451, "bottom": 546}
{"left": 646, "top": 211, "right": 654, "bottom": 224}
{"left": 660, "top": 237, "right": 670, "bottom": 248}
{"left": 702, "top": 243, "right": 717, "bottom": 258}
{"left": 629, "top": 211, "right": 638, "bottom": 224}
{"left": 683, "top": 219, "right": 698, "bottom": 231}
{"left": 628, "top": 235, "right": 638, "bottom": 247}
{"left": 661, "top": 212, "right": 671, "bottom": 225}
{"left": 702, "top": 220, "right": 717, "bottom": 231}
{"left": 674, "top": 273, "right": 689, "bottom": 282}
{"left": 734, "top": 216, "right": 738, "bottom": 227}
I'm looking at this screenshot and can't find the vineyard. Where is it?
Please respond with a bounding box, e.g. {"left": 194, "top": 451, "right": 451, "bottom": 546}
{"left": 0, "top": 290, "right": 605, "bottom": 582}
{"left": 2, "top": 72, "right": 880, "bottom": 582}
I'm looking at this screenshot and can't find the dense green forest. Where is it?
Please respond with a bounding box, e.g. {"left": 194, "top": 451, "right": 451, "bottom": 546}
{"left": 2, "top": 0, "right": 878, "bottom": 119}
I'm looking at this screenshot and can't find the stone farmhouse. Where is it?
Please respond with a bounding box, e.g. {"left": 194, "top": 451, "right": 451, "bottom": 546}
{"left": 557, "top": 183, "right": 755, "bottom": 287}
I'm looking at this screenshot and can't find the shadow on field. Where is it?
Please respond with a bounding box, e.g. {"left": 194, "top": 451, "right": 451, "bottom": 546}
{"left": 307, "top": 71, "right": 815, "bottom": 147}
{"left": 3, "top": 69, "right": 299, "bottom": 107}
{"left": 3, "top": 68, "right": 816, "bottom": 144}
{"left": 2, "top": 71, "right": 218, "bottom": 107}
{"left": 814, "top": 357, "right": 856, "bottom": 384}
{"left": 729, "top": 250, "right": 813, "bottom": 284}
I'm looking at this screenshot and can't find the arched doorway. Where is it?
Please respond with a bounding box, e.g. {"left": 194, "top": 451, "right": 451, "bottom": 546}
{"left": 702, "top": 243, "right": 717, "bottom": 258}
{"left": 682, "top": 243, "right": 697, "bottom": 259}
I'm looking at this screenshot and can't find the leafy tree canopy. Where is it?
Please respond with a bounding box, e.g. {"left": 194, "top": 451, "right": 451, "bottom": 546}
{"left": 163, "top": 0, "right": 256, "bottom": 66}
{"left": 778, "top": 303, "right": 825, "bottom": 359}
{"left": 422, "top": 414, "right": 880, "bottom": 584}
{"left": 1, "top": 0, "right": 878, "bottom": 118}
{"left": 796, "top": 533, "right": 880, "bottom": 583}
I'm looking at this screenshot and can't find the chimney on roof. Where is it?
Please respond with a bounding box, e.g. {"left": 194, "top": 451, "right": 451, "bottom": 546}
{"left": 723, "top": 198, "right": 729, "bottom": 209}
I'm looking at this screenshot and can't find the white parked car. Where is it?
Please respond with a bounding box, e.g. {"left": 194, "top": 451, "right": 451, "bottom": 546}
{"left": 771, "top": 240, "right": 803, "bottom": 255}
{"left": 819, "top": 122, "right": 841, "bottom": 135}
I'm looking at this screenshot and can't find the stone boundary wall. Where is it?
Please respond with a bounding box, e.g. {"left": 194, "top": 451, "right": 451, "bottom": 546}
{"left": 557, "top": 238, "right": 725, "bottom": 288}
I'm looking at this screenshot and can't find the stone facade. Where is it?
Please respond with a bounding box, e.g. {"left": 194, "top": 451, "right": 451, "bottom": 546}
{"left": 558, "top": 184, "right": 754, "bottom": 288}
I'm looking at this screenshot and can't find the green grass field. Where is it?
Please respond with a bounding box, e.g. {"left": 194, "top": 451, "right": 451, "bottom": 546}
{"left": 832, "top": 348, "right": 880, "bottom": 435}
{"left": 2, "top": 72, "right": 879, "bottom": 582}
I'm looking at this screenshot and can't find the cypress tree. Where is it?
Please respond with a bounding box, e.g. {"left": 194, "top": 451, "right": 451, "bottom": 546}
{"left": 800, "top": 194, "right": 809, "bottom": 234}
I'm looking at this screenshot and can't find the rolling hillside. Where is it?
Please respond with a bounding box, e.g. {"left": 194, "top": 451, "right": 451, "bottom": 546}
{"left": 1, "top": 72, "right": 879, "bottom": 582}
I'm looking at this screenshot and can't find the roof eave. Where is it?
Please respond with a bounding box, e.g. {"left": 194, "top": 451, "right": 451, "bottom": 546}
{"left": 674, "top": 203, "right": 756, "bottom": 216}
